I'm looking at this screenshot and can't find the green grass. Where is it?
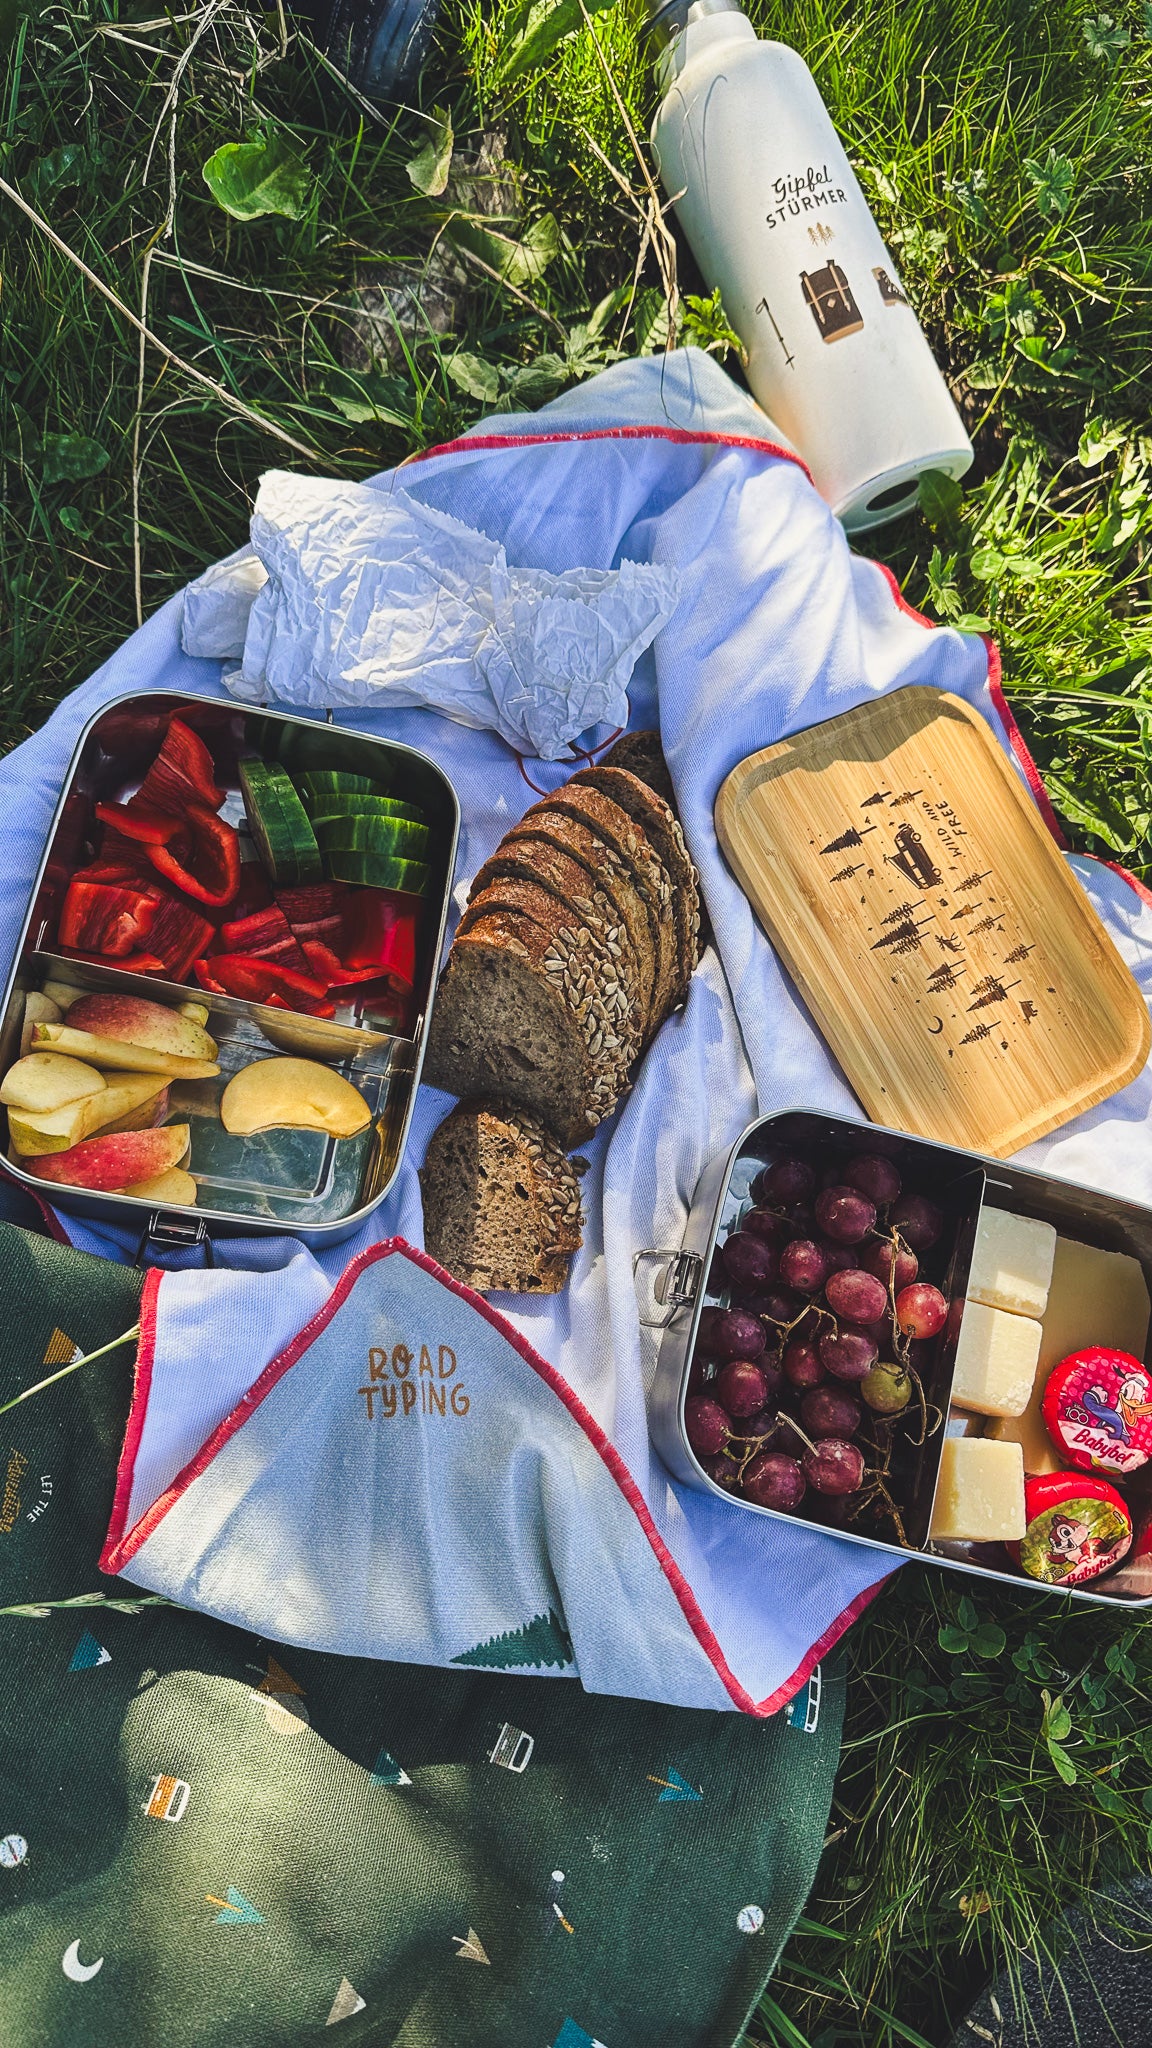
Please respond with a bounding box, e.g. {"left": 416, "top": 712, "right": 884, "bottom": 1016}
{"left": 3, "top": 2, "right": 1152, "bottom": 2043}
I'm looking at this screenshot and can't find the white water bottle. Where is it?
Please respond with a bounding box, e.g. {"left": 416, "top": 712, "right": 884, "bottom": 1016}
{"left": 649, "top": 0, "right": 973, "bottom": 530}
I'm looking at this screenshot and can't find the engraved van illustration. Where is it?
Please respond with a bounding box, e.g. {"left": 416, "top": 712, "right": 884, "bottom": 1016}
{"left": 872, "top": 266, "right": 909, "bottom": 307}
{"left": 800, "top": 262, "right": 863, "bottom": 342}
{"left": 886, "top": 824, "right": 943, "bottom": 890}
{"left": 488, "top": 1723, "right": 534, "bottom": 1772}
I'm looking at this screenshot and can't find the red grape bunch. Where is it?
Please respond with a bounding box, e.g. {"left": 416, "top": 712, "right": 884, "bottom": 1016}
{"left": 684, "top": 1145, "right": 952, "bottom": 1522}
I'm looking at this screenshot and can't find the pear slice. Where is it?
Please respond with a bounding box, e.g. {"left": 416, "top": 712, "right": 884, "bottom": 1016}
{"left": 30, "top": 1024, "right": 219, "bottom": 1081}
{"left": 1, "top": 1052, "right": 106, "bottom": 1114}
{"left": 125, "top": 1165, "right": 198, "bottom": 1206}
{"left": 8, "top": 1076, "right": 169, "bottom": 1155}
{"left": 220, "top": 1058, "right": 371, "bottom": 1138}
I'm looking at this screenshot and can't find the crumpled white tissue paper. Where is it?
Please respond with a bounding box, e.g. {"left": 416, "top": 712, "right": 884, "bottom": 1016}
{"left": 180, "top": 470, "right": 680, "bottom": 760}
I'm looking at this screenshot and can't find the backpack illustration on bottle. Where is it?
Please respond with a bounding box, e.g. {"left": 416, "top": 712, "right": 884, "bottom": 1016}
{"left": 800, "top": 263, "right": 864, "bottom": 343}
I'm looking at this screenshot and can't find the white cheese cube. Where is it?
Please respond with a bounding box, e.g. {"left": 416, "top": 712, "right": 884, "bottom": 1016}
{"left": 952, "top": 1301, "right": 1041, "bottom": 1417}
{"left": 987, "top": 1236, "right": 1151, "bottom": 1473}
{"left": 967, "top": 1208, "right": 1056, "bottom": 1318}
{"left": 930, "top": 1436, "right": 1026, "bottom": 1544}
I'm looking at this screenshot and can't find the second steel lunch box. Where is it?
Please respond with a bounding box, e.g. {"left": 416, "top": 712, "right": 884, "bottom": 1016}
{"left": 644, "top": 1107, "right": 1152, "bottom": 1608}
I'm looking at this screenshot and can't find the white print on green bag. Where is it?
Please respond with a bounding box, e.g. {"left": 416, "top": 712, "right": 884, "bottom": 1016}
{"left": 357, "top": 1342, "right": 470, "bottom": 1421}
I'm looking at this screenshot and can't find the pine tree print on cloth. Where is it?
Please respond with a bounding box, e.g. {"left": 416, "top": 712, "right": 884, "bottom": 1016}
{"left": 325, "top": 1977, "right": 366, "bottom": 2024}
{"left": 646, "top": 1766, "right": 702, "bottom": 1803}
{"left": 452, "top": 1609, "right": 574, "bottom": 1670}
{"left": 207, "top": 1887, "right": 264, "bottom": 1925}
{"left": 67, "top": 1631, "right": 110, "bottom": 1672}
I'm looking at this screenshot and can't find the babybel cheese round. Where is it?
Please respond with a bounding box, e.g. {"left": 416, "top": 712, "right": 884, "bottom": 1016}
{"left": 1016, "top": 1472, "right": 1133, "bottom": 1586}
{"left": 1041, "top": 1347, "right": 1152, "bottom": 1476}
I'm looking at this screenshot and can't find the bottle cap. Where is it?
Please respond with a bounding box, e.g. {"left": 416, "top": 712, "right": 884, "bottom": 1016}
{"left": 1015, "top": 1471, "right": 1132, "bottom": 1586}
{"left": 1041, "top": 1347, "right": 1152, "bottom": 1476}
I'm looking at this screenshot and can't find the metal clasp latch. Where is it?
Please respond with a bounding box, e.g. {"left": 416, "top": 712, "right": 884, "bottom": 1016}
{"left": 632, "top": 1247, "right": 704, "bottom": 1329}
{"left": 134, "top": 1211, "right": 213, "bottom": 1269}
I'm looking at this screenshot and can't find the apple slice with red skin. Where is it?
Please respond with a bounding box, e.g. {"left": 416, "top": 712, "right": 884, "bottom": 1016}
{"left": 25, "top": 1123, "right": 190, "bottom": 1193}
{"left": 64, "top": 993, "right": 216, "bottom": 1061}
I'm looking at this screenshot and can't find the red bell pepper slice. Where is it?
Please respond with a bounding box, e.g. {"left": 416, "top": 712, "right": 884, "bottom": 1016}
{"left": 59, "top": 947, "right": 165, "bottom": 974}
{"left": 147, "top": 803, "right": 240, "bottom": 907}
{"left": 94, "top": 799, "right": 186, "bottom": 847}
{"left": 275, "top": 883, "right": 342, "bottom": 928}
{"left": 137, "top": 716, "right": 224, "bottom": 815}
{"left": 299, "top": 939, "right": 391, "bottom": 990}
{"left": 193, "top": 954, "right": 335, "bottom": 1017}
{"left": 146, "top": 895, "right": 216, "bottom": 981}
{"left": 59, "top": 879, "right": 160, "bottom": 959}
{"left": 219, "top": 905, "right": 310, "bottom": 975}
{"left": 341, "top": 889, "right": 417, "bottom": 988}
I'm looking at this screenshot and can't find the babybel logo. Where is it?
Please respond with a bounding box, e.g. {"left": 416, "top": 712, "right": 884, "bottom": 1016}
{"left": 142, "top": 1774, "right": 190, "bottom": 1822}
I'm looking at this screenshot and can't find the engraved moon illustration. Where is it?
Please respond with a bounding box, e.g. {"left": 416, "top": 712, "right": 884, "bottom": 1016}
{"left": 62, "top": 1940, "right": 104, "bottom": 1982}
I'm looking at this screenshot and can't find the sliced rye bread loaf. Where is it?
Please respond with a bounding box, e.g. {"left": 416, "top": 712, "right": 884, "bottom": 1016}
{"left": 603, "top": 728, "right": 678, "bottom": 818}
{"left": 420, "top": 1097, "right": 583, "bottom": 1294}
{"left": 456, "top": 875, "right": 643, "bottom": 1095}
{"left": 500, "top": 816, "right": 661, "bottom": 1045}
{"left": 469, "top": 831, "right": 657, "bottom": 1043}
{"left": 522, "top": 783, "right": 679, "bottom": 1038}
{"left": 568, "top": 765, "right": 701, "bottom": 1007}
{"left": 424, "top": 907, "right": 632, "bottom": 1144}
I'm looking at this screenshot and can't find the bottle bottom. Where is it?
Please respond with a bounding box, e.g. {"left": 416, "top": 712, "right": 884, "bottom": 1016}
{"left": 835, "top": 447, "right": 973, "bottom": 535}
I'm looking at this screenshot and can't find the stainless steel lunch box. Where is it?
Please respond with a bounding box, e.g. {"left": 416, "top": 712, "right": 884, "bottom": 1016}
{"left": 0, "top": 691, "right": 459, "bottom": 1253}
{"left": 644, "top": 1107, "right": 1152, "bottom": 1607}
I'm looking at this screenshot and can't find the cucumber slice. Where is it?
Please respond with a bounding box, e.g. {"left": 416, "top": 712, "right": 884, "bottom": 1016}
{"left": 297, "top": 771, "right": 380, "bottom": 798}
{"left": 323, "top": 850, "right": 430, "bottom": 893}
{"left": 313, "top": 816, "right": 431, "bottom": 861}
{"left": 239, "top": 760, "right": 323, "bottom": 885}
{"left": 308, "top": 797, "right": 425, "bottom": 827}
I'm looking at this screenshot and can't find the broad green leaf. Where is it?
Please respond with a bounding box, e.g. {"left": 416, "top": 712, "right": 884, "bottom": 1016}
{"left": 326, "top": 370, "right": 413, "bottom": 428}
{"left": 635, "top": 287, "right": 674, "bottom": 354}
{"left": 31, "top": 142, "right": 88, "bottom": 192}
{"left": 937, "top": 1624, "right": 970, "bottom": 1654}
{"left": 969, "top": 547, "right": 1006, "bottom": 580}
{"left": 918, "top": 468, "right": 964, "bottom": 530}
{"left": 497, "top": 0, "right": 618, "bottom": 82}
{"left": 504, "top": 354, "right": 567, "bottom": 405}
{"left": 1083, "top": 12, "right": 1129, "bottom": 61}
{"left": 1079, "top": 416, "right": 1128, "bottom": 467}
{"left": 948, "top": 168, "right": 991, "bottom": 229}
{"left": 57, "top": 504, "right": 91, "bottom": 537}
{"left": 969, "top": 1623, "right": 1007, "bottom": 1659}
{"left": 1047, "top": 1739, "right": 1078, "bottom": 1786}
{"left": 446, "top": 352, "right": 501, "bottom": 404}
{"left": 957, "top": 1595, "right": 978, "bottom": 1630}
{"left": 1042, "top": 1691, "right": 1073, "bottom": 1741}
{"left": 39, "top": 433, "right": 109, "bottom": 485}
{"left": 954, "top": 611, "right": 993, "bottom": 633}
{"left": 1044, "top": 772, "right": 1136, "bottom": 853}
{"left": 1093, "top": 1779, "right": 1128, "bottom": 1818}
{"left": 1025, "top": 147, "right": 1075, "bottom": 221}
{"left": 446, "top": 211, "right": 559, "bottom": 287}
{"left": 407, "top": 107, "right": 453, "bottom": 198}
{"left": 203, "top": 133, "right": 312, "bottom": 221}
{"left": 584, "top": 284, "right": 631, "bottom": 342}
